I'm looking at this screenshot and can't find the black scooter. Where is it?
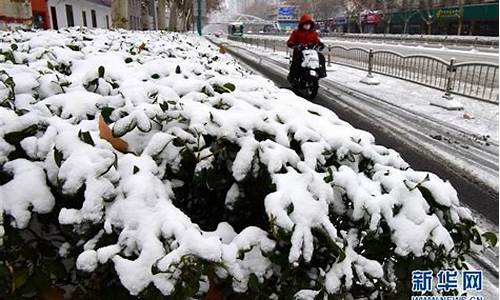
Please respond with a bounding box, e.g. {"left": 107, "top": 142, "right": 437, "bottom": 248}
{"left": 288, "top": 44, "right": 326, "bottom": 100}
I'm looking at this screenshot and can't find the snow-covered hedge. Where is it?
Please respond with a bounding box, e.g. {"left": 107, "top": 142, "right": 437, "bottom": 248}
{"left": 0, "top": 28, "right": 495, "bottom": 299}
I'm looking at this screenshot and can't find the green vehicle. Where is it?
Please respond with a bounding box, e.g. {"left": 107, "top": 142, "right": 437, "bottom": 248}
{"left": 228, "top": 22, "right": 244, "bottom": 37}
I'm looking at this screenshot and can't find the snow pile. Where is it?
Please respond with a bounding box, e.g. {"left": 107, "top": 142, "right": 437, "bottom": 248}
{"left": 0, "top": 28, "right": 491, "bottom": 298}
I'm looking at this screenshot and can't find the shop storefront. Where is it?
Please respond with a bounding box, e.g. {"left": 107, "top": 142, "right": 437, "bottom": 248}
{"left": 0, "top": 0, "right": 32, "bottom": 29}
{"left": 31, "top": 0, "right": 49, "bottom": 29}
{"left": 334, "top": 16, "right": 347, "bottom": 33}
{"left": 388, "top": 2, "right": 498, "bottom": 35}
{"left": 360, "top": 11, "right": 381, "bottom": 33}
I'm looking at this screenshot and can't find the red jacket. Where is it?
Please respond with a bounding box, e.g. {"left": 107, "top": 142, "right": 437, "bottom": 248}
{"left": 287, "top": 14, "right": 321, "bottom": 48}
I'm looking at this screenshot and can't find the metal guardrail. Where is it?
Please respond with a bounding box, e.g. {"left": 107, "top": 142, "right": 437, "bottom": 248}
{"left": 229, "top": 36, "right": 499, "bottom": 104}
{"left": 253, "top": 32, "right": 500, "bottom": 49}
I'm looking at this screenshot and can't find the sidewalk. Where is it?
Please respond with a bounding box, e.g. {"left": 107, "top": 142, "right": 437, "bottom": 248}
{"left": 324, "top": 64, "right": 499, "bottom": 142}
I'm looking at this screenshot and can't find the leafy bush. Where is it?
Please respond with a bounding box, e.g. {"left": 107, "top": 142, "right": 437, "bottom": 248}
{"left": 0, "top": 28, "right": 496, "bottom": 299}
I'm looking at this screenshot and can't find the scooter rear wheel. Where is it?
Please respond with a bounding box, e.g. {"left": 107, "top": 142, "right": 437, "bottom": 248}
{"left": 305, "top": 80, "right": 319, "bottom": 100}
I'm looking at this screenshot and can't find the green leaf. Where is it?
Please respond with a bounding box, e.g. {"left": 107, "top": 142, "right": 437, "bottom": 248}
{"left": 336, "top": 247, "right": 346, "bottom": 263}
{"left": 110, "top": 81, "right": 119, "bottom": 89}
{"left": 39, "top": 241, "right": 57, "bottom": 258}
{"left": 98, "top": 66, "right": 105, "bottom": 78}
{"left": 248, "top": 273, "right": 259, "bottom": 291}
{"left": 67, "top": 44, "right": 80, "bottom": 51}
{"left": 14, "top": 267, "right": 29, "bottom": 289}
{"left": 314, "top": 290, "right": 326, "bottom": 300}
{"left": 125, "top": 57, "right": 133, "bottom": 63}
{"left": 159, "top": 101, "right": 168, "bottom": 112}
{"left": 201, "top": 86, "right": 214, "bottom": 96}
{"left": 212, "top": 84, "right": 231, "bottom": 94}
{"left": 172, "top": 137, "right": 185, "bottom": 147}
{"left": 482, "top": 232, "right": 498, "bottom": 247}
{"left": 54, "top": 147, "right": 63, "bottom": 167}
{"left": 4, "top": 124, "right": 38, "bottom": 145}
{"left": 113, "top": 152, "right": 118, "bottom": 169}
{"left": 101, "top": 107, "right": 114, "bottom": 124}
{"left": 133, "top": 165, "right": 140, "bottom": 174}
{"left": 78, "top": 130, "right": 95, "bottom": 146}
{"left": 223, "top": 82, "right": 236, "bottom": 92}
{"left": 32, "top": 269, "right": 51, "bottom": 290}
{"left": 112, "top": 115, "right": 137, "bottom": 137}
{"left": 10, "top": 44, "right": 18, "bottom": 51}
{"left": 44, "top": 259, "right": 67, "bottom": 280}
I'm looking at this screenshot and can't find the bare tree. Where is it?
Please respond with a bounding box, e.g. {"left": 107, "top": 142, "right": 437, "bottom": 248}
{"left": 396, "top": 0, "right": 421, "bottom": 34}
{"left": 242, "top": 0, "right": 276, "bottom": 19}
{"left": 455, "top": 0, "right": 465, "bottom": 35}
{"left": 378, "top": 0, "right": 399, "bottom": 33}
{"left": 314, "top": 0, "right": 345, "bottom": 20}
{"left": 166, "top": 0, "right": 192, "bottom": 32}
{"left": 111, "top": 0, "right": 129, "bottom": 29}
{"left": 167, "top": 0, "right": 222, "bottom": 32}
{"left": 283, "top": 0, "right": 344, "bottom": 21}
{"left": 343, "top": 0, "right": 367, "bottom": 33}
{"left": 418, "top": 0, "right": 439, "bottom": 34}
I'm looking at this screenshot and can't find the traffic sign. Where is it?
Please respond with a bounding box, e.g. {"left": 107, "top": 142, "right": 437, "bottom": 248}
{"left": 278, "top": 6, "right": 295, "bottom": 17}
{"left": 277, "top": 6, "right": 296, "bottom": 20}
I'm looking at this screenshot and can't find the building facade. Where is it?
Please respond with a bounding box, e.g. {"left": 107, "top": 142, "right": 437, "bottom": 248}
{"left": 328, "top": 0, "right": 499, "bottom": 36}
{"left": 112, "top": 0, "right": 162, "bottom": 30}
{"left": 46, "top": 0, "right": 111, "bottom": 29}
{"left": 0, "top": 0, "right": 32, "bottom": 30}
{"left": 128, "top": 0, "right": 141, "bottom": 30}
{"left": 141, "top": 0, "right": 158, "bottom": 30}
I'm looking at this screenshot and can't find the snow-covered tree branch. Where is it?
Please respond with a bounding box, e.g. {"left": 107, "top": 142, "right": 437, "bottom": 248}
{"left": 0, "top": 28, "right": 496, "bottom": 299}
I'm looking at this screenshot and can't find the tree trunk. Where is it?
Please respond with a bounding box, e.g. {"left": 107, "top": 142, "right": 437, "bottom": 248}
{"left": 157, "top": 0, "right": 166, "bottom": 30}
{"left": 169, "top": 1, "right": 178, "bottom": 31}
{"left": 141, "top": 0, "right": 149, "bottom": 30}
{"left": 184, "top": 7, "right": 192, "bottom": 31}
{"left": 427, "top": 21, "right": 432, "bottom": 35}
{"left": 403, "top": 20, "right": 409, "bottom": 34}
{"left": 112, "top": 0, "right": 129, "bottom": 29}
{"left": 385, "top": 19, "right": 392, "bottom": 34}
{"left": 457, "top": 17, "right": 462, "bottom": 35}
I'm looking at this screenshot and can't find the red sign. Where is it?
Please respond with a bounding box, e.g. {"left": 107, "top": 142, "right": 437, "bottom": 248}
{"left": 361, "top": 13, "right": 381, "bottom": 25}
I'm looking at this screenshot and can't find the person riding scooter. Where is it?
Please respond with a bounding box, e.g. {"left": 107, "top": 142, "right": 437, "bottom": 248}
{"left": 287, "top": 14, "right": 326, "bottom": 83}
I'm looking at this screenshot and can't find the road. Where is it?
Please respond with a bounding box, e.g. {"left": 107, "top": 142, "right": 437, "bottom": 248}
{"left": 245, "top": 34, "right": 500, "bottom": 64}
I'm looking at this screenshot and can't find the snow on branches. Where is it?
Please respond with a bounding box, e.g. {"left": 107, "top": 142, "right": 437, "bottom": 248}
{"left": 0, "top": 28, "right": 494, "bottom": 299}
